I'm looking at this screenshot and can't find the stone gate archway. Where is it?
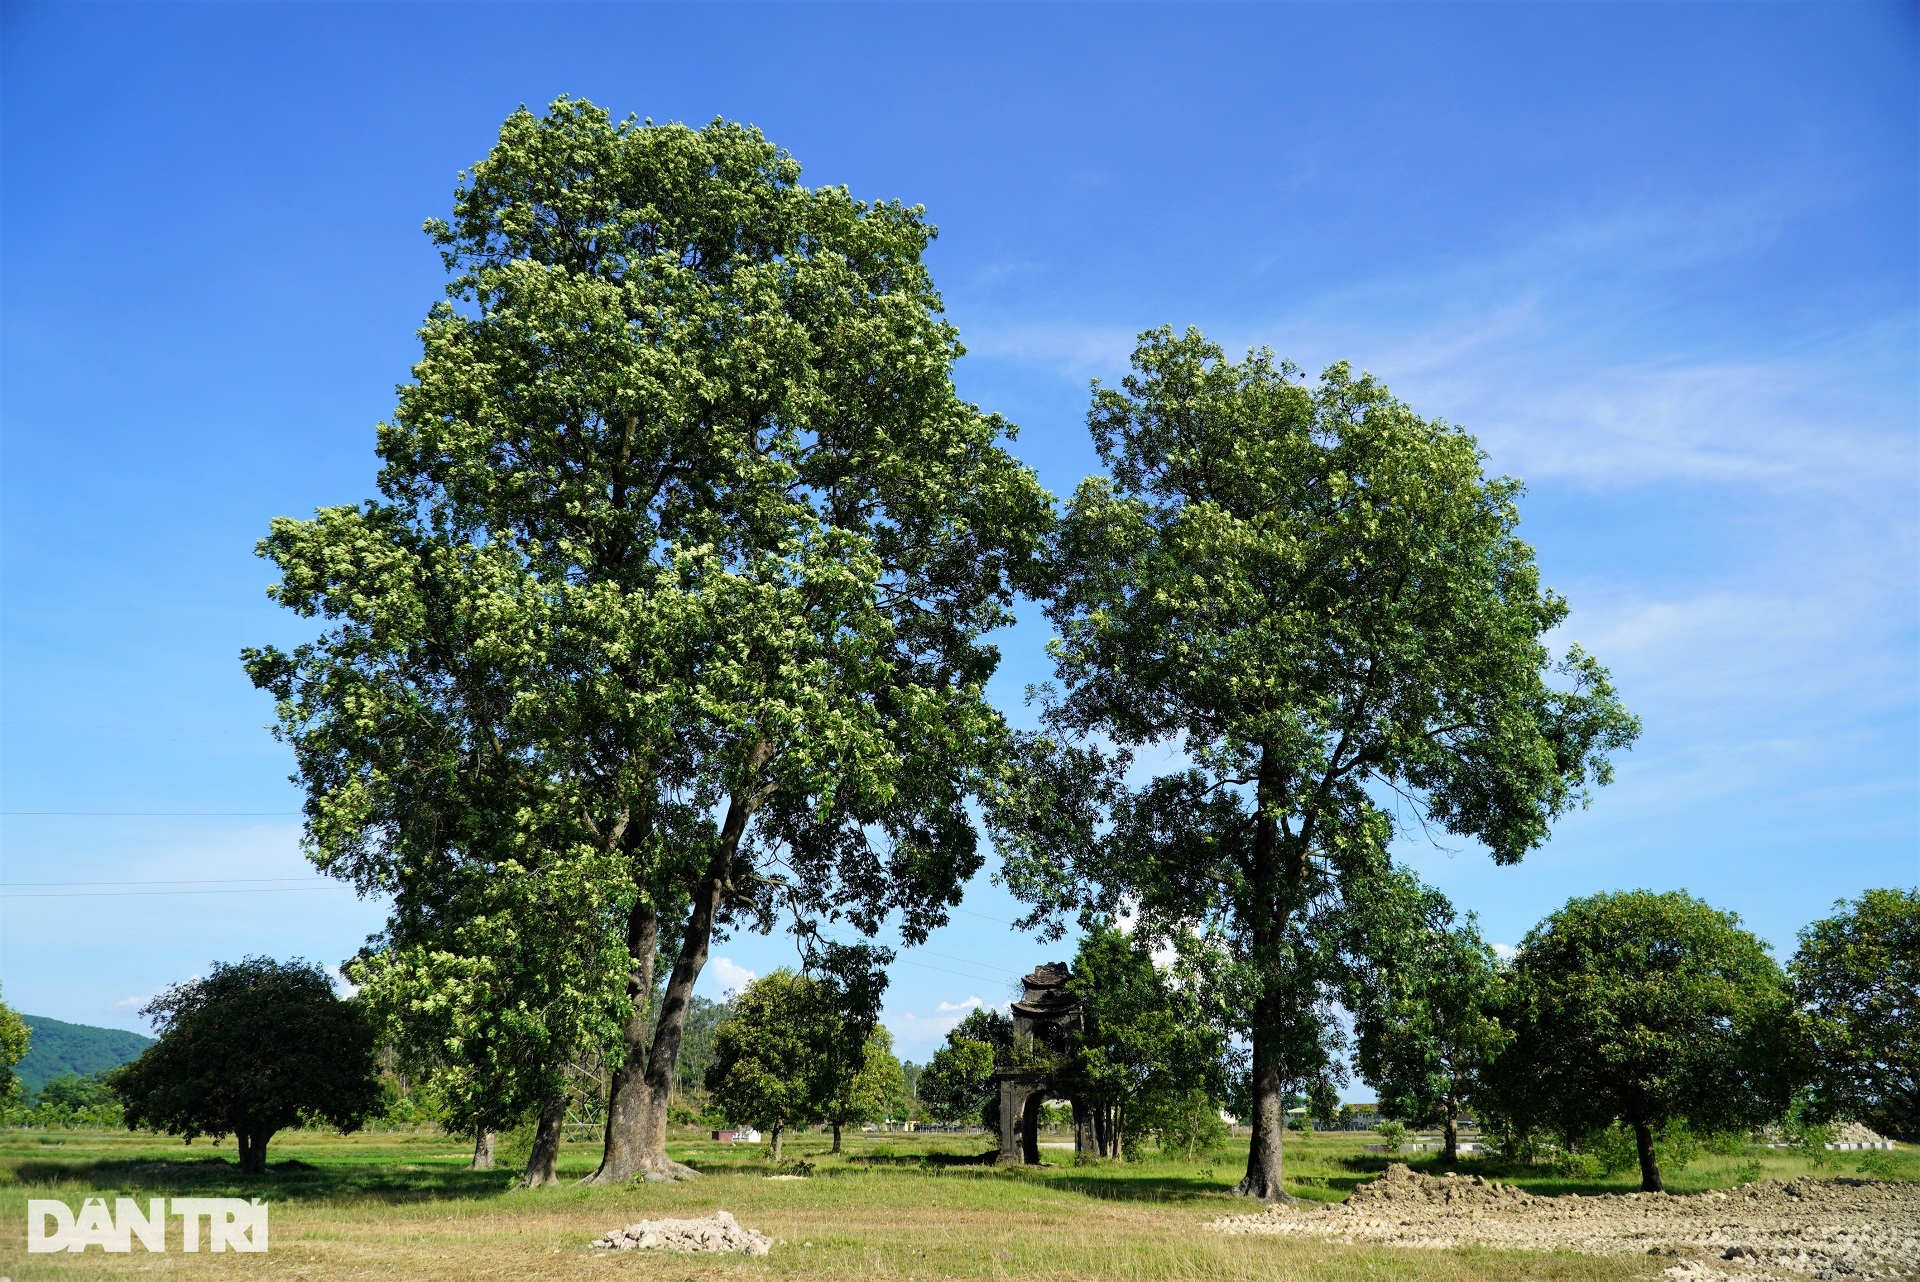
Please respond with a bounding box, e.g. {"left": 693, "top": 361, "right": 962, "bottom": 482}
{"left": 993, "top": 962, "right": 1093, "bottom": 1165}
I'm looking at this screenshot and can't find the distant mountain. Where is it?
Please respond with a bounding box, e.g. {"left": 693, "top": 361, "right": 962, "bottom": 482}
{"left": 16, "top": 1015, "right": 153, "bottom": 1095}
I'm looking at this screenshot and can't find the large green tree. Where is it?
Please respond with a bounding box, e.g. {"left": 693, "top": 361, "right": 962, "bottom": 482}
{"left": 248, "top": 99, "right": 1050, "bottom": 1183}
{"left": 1494, "top": 890, "right": 1801, "bottom": 1192}
{"left": 1791, "top": 887, "right": 1918, "bottom": 1141}
{"left": 995, "top": 329, "right": 1637, "bottom": 1198}
{"left": 114, "top": 958, "right": 381, "bottom": 1174}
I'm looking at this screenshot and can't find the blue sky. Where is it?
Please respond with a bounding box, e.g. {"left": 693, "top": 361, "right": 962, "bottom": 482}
{"left": 2, "top": 2, "right": 1914, "bottom": 1072}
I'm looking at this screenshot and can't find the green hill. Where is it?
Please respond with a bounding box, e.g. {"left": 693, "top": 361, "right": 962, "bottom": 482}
{"left": 16, "top": 1015, "right": 153, "bottom": 1095}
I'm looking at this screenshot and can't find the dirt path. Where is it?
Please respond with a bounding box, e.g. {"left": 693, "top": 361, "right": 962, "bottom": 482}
{"left": 1207, "top": 1163, "right": 1919, "bottom": 1281}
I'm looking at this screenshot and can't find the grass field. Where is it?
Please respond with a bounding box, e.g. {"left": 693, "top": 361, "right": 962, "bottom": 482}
{"left": 1, "top": 1125, "right": 1911, "bottom": 1282}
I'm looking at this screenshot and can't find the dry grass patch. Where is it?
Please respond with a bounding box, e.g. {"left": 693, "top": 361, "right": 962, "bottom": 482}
{"left": 3, "top": 1125, "right": 1902, "bottom": 1282}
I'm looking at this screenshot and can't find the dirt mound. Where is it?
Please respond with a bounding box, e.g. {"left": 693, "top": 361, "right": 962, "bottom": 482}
{"left": 1829, "top": 1121, "right": 1890, "bottom": 1146}
{"left": 590, "top": 1210, "right": 772, "bottom": 1256}
{"left": 1207, "top": 1165, "right": 1920, "bottom": 1280}
{"left": 1341, "top": 1162, "right": 1536, "bottom": 1209}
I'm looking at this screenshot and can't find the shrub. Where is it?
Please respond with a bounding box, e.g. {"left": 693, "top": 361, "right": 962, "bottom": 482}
{"left": 1856, "top": 1151, "right": 1898, "bottom": 1180}
{"left": 1580, "top": 1121, "right": 1700, "bottom": 1176}
{"left": 1145, "top": 1089, "right": 1227, "bottom": 1161}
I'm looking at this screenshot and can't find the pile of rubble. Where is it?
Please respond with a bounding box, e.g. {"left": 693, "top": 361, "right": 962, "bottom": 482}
{"left": 1208, "top": 1164, "right": 1920, "bottom": 1280}
{"left": 1341, "top": 1162, "right": 1536, "bottom": 1209}
{"left": 590, "top": 1210, "right": 772, "bottom": 1256}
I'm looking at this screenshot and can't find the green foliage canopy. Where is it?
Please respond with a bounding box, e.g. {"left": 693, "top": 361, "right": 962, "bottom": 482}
{"left": 995, "top": 328, "right": 1638, "bottom": 1197}
{"left": 115, "top": 958, "right": 381, "bottom": 1174}
{"left": 0, "top": 985, "right": 28, "bottom": 1104}
{"left": 1342, "top": 873, "right": 1509, "bottom": 1163}
{"left": 919, "top": 1007, "right": 1012, "bottom": 1130}
{"left": 704, "top": 970, "right": 827, "bottom": 1152}
{"left": 1791, "top": 887, "right": 1918, "bottom": 1140}
{"left": 1493, "top": 890, "right": 1801, "bottom": 1192}
{"left": 1068, "top": 926, "right": 1228, "bottom": 1157}
{"left": 346, "top": 861, "right": 630, "bottom": 1143}
{"left": 246, "top": 98, "right": 1052, "bottom": 1181}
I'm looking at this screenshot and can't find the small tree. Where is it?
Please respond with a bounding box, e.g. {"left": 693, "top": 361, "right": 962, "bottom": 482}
{"left": 0, "top": 984, "right": 28, "bottom": 1105}
{"left": 704, "top": 970, "right": 826, "bottom": 1160}
{"left": 806, "top": 941, "right": 894, "bottom": 1153}
{"left": 347, "top": 863, "right": 629, "bottom": 1186}
{"left": 115, "top": 958, "right": 380, "bottom": 1174}
{"left": 1345, "top": 875, "right": 1509, "bottom": 1164}
{"left": 919, "top": 1008, "right": 1013, "bottom": 1129}
{"left": 1495, "top": 891, "right": 1800, "bottom": 1192}
{"left": 1069, "top": 925, "right": 1227, "bottom": 1158}
{"left": 822, "top": 1027, "right": 904, "bottom": 1151}
{"left": 1792, "top": 887, "right": 1918, "bottom": 1141}
{"left": 1140, "top": 1088, "right": 1229, "bottom": 1160}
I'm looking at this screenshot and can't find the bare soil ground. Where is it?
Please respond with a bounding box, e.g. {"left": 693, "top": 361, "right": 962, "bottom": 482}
{"left": 1207, "top": 1163, "right": 1920, "bottom": 1281}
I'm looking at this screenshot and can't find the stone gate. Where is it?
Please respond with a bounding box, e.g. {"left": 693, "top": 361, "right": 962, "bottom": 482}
{"left": 993, "top": 962, "right": 1094, "bottom": 1164}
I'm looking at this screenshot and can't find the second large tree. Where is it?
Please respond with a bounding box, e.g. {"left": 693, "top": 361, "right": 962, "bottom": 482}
{"left": 1002, "top": 329, "right": 1637, "bottom": 1199}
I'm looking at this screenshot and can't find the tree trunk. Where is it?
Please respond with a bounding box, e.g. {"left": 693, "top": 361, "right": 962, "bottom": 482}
{"left": 236, "top": 1129, "right": 270, "bottom": 1175}
{"left": 831, "top": 1122, "right": 842, "bottom": 1154}
{"left": 1235, "top": 745, "right": 1297, "bottom": 1202}
{"left": 471, "top": 1129, "right": 496, "bottom": 1170}
{"left": 522, "top": 1087, "right": 567, "bottom": 1187}
{"left": 592, "top": 772, "right": 767, "bottom": 1184}
{"left": 589, "top": 897, "right": 663, "bottom": 1183}
{"left": 1442, "top": 1101, "right": 1459, "bottom": 1166}
{"left": 771, "top": 1123, "right": 783, "bottom": 1162}
{"left": 1634, "top": 1120, "right": 1664, "bottom": 1193}
{"left": 1235, "top": 1020, "right": 1288, "bottom": 1199}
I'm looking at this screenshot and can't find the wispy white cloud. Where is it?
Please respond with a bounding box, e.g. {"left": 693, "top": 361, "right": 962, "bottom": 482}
{"left": 885, "top": 996, "right": 1013, "bottom": 1059}
{"left": 961, "top": 188, "right": 1916, "bottom": 501}
{"left": 963, "top": 319, "right": 1139, "bottom": 380}
{"left": 708, "top": 957, "right": 756, "bottom": 995}
{"left": 1490, "top": 943, "right": 1519, "bottom": 961}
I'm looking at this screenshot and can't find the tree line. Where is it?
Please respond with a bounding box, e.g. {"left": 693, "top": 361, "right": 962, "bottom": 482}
{"left": 2, "top": 99, "right": 1908, "bottom": 1193}
{"left": 912, "top": 889, "right": 1915, "bottom": 1191}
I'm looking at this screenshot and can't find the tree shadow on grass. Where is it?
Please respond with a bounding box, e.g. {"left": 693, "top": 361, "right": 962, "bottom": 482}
{"left": 8, "top": 1153, "right": 524, "bottom": 1205}
{"left": 851, "top": 1148, "right": 997, "bottom": 1169}
{"left": 1006, "top": 1168, "right": 1241, "bottom": 1204}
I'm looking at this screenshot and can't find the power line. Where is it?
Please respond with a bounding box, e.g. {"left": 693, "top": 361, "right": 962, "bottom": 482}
{"left": 949, "top": 904, "right": 1021, "bottom": 930}
{"left": 1, "top": 886, "right": 352, "bottom": 899}
{"left": 0, "top": 811, "right": 299, "bottom": 817}
{"left": 0, "top": 876, "right": 332, "bottom": 888}
{"left": 889, "top": 955, "right": 1013, "bottom": 986}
